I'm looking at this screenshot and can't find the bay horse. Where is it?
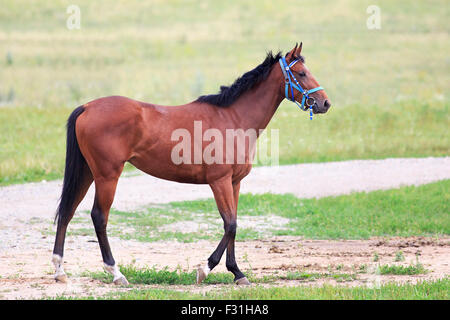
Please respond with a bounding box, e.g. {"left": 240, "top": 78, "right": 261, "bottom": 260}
{"left": 52, "top": 43, "right": 331, "bottom": 285}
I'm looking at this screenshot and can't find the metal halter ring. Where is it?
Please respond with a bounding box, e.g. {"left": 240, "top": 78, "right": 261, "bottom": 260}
{"left": 305, "top": 96, "right": 316, "bottom": 107}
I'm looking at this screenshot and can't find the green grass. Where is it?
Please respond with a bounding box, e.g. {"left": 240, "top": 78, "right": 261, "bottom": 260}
{"left": 85, "top": 264, "right": 364, "bottom": 286}
{"left": 64, "top": 179, "right": 449, "bottom": 242}
{"left": 198, "top": 279, "right": 450, "bottom": 300}
{"left": 85, "top": 265, "right": 276, "bottom": 285}
{"left": 378, "top": 263, "right": 428, "bottom": 275}
{"left": 167, "top": 180, "right": 450, "bottom": 240}
{"left": 280, "top": 271, "right": 357, "bottom": 282}
{"left": 395, "top": 251, "right": 405, "bottom": 262}
{"left": 245, "top": 181, "right": 449, "bottom": 239}
{"left": 1, "top": 0, "right": 449, "bottom": 185}
{"left": 53, "top": 278, "right": 449, "bottom": 300}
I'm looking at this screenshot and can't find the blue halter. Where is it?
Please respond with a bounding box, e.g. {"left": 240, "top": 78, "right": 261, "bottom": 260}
{"left": 279, "top": 56, "right": 323, "bottom": 120}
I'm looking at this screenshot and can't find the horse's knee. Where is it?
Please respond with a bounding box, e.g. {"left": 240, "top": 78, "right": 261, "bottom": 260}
{"left": 225, "top": 220, "right": 237, "bottom": 236}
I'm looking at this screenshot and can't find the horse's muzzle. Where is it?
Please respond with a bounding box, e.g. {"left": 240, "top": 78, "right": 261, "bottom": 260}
{"left": 312, "top": 100, "right": 331, "bottom": 114}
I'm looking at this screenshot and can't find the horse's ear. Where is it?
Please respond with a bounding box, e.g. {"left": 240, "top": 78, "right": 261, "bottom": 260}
{"left": 285, "top": 43, "right": 298, "bottom": 61}
{"left": 298, "top": 42, "right": 303, "bottom": 55}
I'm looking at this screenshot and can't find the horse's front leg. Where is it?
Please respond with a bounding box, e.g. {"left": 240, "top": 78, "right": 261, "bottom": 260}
{"left": 225, "top": 181, "right": 248, "bottom": 284}
{"left": 197, "top": 177, "right": 249, "bottom": 285}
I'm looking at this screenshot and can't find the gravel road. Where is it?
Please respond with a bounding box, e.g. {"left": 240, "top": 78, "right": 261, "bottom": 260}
{"left": 1, "top": 157, "right": 449, "bottom": 225}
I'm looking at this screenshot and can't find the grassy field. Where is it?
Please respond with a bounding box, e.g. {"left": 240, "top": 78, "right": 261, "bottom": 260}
{"left": 1, "top": 0, "right": 449, "bottom": 185}
{"left": 84, "top": 262, "right": 429, "bottom": 286}
{"left": 62, "top": 179, "right": 449, "bottom": 242}
{"left": 53, "top": 278, "right": 449, "bottom": 300}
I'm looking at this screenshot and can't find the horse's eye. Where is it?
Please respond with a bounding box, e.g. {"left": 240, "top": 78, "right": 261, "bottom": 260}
{"left": 298, "top": 71, "right": 306, "bottom": 77}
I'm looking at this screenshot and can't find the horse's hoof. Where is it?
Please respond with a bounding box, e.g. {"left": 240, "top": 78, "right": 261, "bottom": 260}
{"left": 196, "top": 267, "right": 207, "bottom": 284}
{"left": 55, "top": 274, "right": 68, "bottom": 283}
{"left": 235, "top": 277, "right": 251, "bottom": 285}
{"left": 113, "top": 276, "right": 129, "bottom": 286}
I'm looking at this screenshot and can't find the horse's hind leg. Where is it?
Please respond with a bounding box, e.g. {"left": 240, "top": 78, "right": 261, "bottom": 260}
{"left": 52, "top": 169, "right": 93, "bottom": 283}
{"left": 91, "top": 172, "right": 128, "bottom": 285}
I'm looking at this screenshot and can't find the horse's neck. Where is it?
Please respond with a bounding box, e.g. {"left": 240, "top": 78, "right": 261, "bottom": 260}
{"left": 228, "top": 68, "right": 284, "bottom": 134}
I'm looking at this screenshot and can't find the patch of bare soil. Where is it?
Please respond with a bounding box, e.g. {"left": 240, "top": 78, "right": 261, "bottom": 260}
{"left": 0, "top": 236, "right": 448, "bottom": 299}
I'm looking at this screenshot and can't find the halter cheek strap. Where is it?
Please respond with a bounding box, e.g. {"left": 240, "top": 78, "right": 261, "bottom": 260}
{"left": 279, "top": 57, "right": 323, "bottom": 120}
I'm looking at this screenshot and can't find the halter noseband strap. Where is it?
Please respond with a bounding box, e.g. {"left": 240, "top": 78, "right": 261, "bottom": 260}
{"left": 279, "top": 56, "right": 323, "bottom": 120}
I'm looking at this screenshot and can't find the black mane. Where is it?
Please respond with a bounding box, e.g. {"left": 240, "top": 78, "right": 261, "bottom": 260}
{"left": 196, "top": 51, "right": 284, "bottom": 107}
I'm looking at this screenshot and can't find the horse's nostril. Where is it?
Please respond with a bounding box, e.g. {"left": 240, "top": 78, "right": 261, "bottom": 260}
{"left": 324, "top": 100, "right": 331, "bottom": 109}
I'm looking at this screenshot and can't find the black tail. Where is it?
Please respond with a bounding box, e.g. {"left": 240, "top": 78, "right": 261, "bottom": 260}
{"left": 54, "top": 106, "right": 88, "bottom": 225}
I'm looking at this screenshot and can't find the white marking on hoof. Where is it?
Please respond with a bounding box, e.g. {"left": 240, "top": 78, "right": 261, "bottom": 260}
{"left": 104, "top": 263, "right": 128, "bottom": 285}
{"left": 196, "top": 263, "right": 210, "bottom": 284}
{"left": 52, "top": 254, "right": 67, "bottom": 282}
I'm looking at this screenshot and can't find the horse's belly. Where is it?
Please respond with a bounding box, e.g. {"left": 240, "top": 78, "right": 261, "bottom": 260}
{"left": 128, "top": 154, "right": 209, "bottom": 184}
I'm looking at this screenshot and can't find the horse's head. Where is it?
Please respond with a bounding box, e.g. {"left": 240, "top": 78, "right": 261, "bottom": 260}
{"left": 281, "top": 43, "right": 331, "bottom": 114}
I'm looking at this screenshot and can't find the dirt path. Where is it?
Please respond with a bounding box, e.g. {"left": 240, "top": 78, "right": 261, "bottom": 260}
{"left": 0, "top": 236, "right": 448, "bottom": 299}
{"left": 0, "top": 157, "right": 449, "bottom": 299}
